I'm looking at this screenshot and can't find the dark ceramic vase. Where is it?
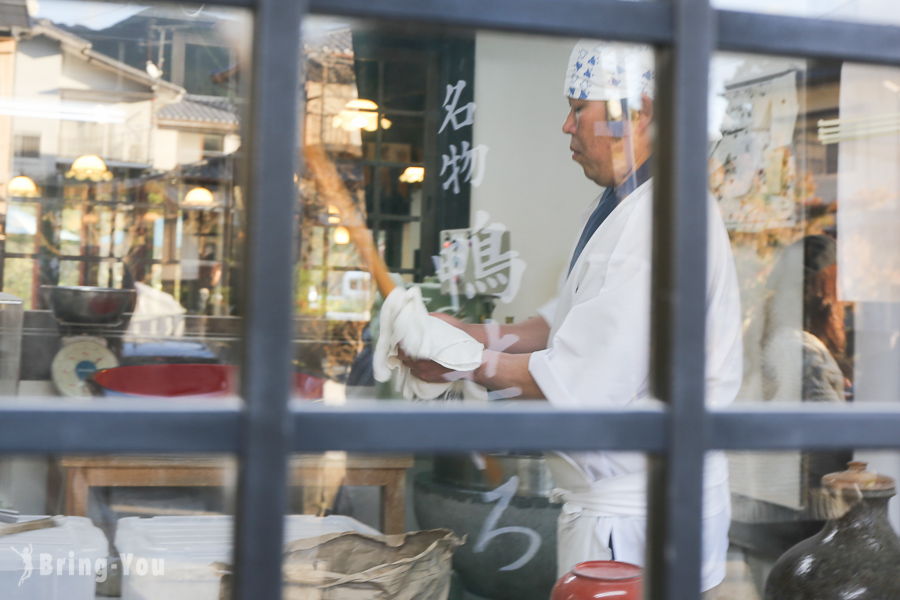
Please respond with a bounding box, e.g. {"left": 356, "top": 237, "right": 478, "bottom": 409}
{"left": 765, "top": 462, "right": 900, "bottom": 600}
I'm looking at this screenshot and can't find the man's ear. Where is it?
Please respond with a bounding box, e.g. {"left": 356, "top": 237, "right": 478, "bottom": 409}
{"left": 635, "top": 93, "right": 653, "bottom": 132}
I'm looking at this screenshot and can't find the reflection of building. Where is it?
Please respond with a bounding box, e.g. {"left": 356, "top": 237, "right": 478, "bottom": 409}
{"left": 0, "top": 15, "right": 241, "bottom": 314}
{"left": 54, "top": 5, "right": 241, "bottom": 98}
{"left": 155, "top": 95, "right": 240, "bottom": 169}
{"left": 10, "top": 20, "right": 183, "bottom": 176}
{"left": 0, "top": 19, "right": 184, "bottom": 307}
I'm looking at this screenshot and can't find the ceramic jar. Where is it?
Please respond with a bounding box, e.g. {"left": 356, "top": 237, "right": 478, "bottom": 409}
{"left": 551, "top": 561, "right": 643, "bottom": 600}
{"left": 765, "top": 461, "right": 900, "bottom": 600}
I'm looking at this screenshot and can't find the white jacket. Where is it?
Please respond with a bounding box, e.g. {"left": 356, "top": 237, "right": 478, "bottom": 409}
{"left": 528, "top": 179, "right": 743, "bottom": 591}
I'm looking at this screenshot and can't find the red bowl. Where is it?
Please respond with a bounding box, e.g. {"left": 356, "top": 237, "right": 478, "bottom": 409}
{"left": 91, "top": 364, "right": 325, "bottom": 400}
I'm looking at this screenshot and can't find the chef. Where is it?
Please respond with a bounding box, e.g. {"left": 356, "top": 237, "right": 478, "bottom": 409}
{"left": 403, "top": 39, "right": 742, "bottom": 594}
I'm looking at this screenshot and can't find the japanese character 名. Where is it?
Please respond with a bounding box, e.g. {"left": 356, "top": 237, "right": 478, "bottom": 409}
{"left": 439, "top": 80, "right": 476, "bottom": 133}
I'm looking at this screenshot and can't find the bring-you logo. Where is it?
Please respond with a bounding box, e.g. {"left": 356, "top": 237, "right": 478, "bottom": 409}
{"left": 9, "top": 545, "right": 164, "bottom": 585}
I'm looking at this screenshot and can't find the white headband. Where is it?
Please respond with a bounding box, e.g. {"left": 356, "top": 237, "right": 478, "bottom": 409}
{"left": 564, "top": 40, "right": 655, "bottom": 104}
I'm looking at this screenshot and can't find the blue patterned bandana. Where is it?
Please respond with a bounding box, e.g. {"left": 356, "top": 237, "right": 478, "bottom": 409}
{"left": 564, "top": 40, "right": 654, "bottom": 103}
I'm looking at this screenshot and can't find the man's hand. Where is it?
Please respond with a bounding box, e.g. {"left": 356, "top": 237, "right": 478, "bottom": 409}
{"left": 397, "top": 348, "right": 472, "bottom": 383}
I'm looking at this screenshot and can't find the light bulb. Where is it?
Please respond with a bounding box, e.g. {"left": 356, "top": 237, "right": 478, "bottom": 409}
{"left": 333, "top": 226, "right": 350, "bottom": 245}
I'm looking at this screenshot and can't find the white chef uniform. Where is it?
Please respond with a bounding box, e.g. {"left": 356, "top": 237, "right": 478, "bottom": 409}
{"left": 528, "top": 179, "right": 743, "bottom": 591}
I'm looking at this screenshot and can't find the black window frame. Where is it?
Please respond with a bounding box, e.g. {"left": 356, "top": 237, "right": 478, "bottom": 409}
{"left": 3, "top": 2, "right": 900, "bottom": 600}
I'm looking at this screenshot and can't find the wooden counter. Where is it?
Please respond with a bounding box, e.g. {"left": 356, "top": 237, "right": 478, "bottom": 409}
{"left": 60, "top": 454, "right": 413, "bottom": 534}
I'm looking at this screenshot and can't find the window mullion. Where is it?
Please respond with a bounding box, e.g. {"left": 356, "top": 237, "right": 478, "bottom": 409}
{"left": 231, "top": 0, "right": 305, "bottom": 598}
{"left": 648, "top": 0, "right": 713, "bottom": 598}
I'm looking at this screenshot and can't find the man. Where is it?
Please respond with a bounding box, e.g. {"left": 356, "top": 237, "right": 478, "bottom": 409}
{"left": 403, "top": 40, "right": 742, "bottom": 593}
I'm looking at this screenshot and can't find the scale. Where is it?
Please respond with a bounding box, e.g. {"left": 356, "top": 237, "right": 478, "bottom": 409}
{"left": 42, "top": 286, "right": 136, "bottom": 398}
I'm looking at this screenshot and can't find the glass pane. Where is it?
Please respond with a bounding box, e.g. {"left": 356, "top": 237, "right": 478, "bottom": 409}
{"left": 0, "top": 451, "right": 237, "bottom": 599}
{"left": 285, "top": 449, "right": 667, "bottom": 600}
{"left": 3, "top": 258, "right": 34, "bottom": 310}
{"left": 726, "top": 450, "right": 900, "bottom": 599}
{"left": 353, "top": 59, "right": 380, "bottom": 108}
{"left": 380, "top": 114, "right": 425, "bottom": 163}
{"left": 383, "top": 59, "right": 428, "bottom": 112}
{"left": 378, "top": 166, "right": 423, "bottom": 217}
{"left": 0, "top": 1, "right": 252, "bottom": 400}
{"left": 712, "top": 0, "right": 900, "bottom": 26}
{"left": 710, "top": 52, "right": 900, "bottom": 411}
{"left": 296, "top": 23, "right": 672, "bottom": 397}
{"left": 710, "top": 51, "right": 900, "bottom": 596}
{"left": 5, "top": 204, "right": 37, "bottom": 254}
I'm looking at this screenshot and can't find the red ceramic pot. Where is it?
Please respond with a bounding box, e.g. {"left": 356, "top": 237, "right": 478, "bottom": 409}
{"left": 551, "top": 561, "right": 643, "bottom": 600}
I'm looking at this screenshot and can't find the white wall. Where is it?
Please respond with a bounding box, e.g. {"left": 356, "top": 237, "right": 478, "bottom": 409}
{"left": 153, "top": 128, "right": 180, "bottom": 171}
{"left": 177, "top": 131, "right": 204, "bottom": 166}
{"left": 61, "top": 51, "right": 147, "bottom": 94}
{"left": 12, "top": 36, "right": 63, "bottom": 167}
{"left": 472, "top": 32, "right": 600, "bottom": 323}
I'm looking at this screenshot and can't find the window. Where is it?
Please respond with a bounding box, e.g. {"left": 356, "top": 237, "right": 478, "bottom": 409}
{"left": 203, "top": 134, "right": 225, "bottom": 157}
{"left": 13, "top": 134, "right": 40, "bottom": 158}
{"left": 2, "top": 3, "right": 900, "bottom": 600}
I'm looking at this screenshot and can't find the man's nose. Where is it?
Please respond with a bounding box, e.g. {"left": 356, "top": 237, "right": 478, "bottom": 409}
{"left": 562, "top": 109, "right": 576, "bottom": 134}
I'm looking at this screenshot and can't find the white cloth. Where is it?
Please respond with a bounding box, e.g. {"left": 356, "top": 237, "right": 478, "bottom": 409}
{"left": 126, "top": 282, "right": 186, "bottom": 338}
{"left": 529, "top": 179, "right": 743, "bottom": 591}
{"left": 373, "top": 286, "right": 484, "bottom": 400}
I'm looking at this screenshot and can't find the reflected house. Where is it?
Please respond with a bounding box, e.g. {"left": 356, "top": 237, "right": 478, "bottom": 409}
{"left": 0, "top": 17, "right": 184, "bottom": 307}
{"left": 5, "top": 18, "right": 183, "bottom": 179}
{"left": 154, "top": 96, "right": 240, "bottom": 315}
{"left": 0, "top": 13, "right": 242, "bottom": 314}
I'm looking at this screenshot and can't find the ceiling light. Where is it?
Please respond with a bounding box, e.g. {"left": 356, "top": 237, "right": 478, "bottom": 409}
{"left": 183, "top": 187, "right": 214, "bottom": 205}
{"left": 327, "top": 204, "right": 341, "bottom": 224}
{"left": 333, "top": 226, "right": 350, "bottom": 245}
{"left": 7, "top": 175, "right": 38, "bottom": 197}
{"left": 399, "top": 167, "right": 424, "bottom": 183}
{"left": 66, "top": 155, "right": 113, "bottom": 181}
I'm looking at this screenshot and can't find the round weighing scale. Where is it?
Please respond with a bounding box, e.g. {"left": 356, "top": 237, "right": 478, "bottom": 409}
{"left": 51, "top": 337, "right": 119, "bottom": 397}
{"left": 41, "top": 286, "right": 136, "bottom": 398}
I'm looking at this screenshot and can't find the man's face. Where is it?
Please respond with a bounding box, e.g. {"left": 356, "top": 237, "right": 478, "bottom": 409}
{"left": 562, "top": 98, "right": 627, "bottom": 188}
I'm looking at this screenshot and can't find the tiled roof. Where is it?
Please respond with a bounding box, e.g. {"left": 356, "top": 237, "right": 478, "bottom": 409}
{"left": 305, "top": 27, "right": 352, "bottom": 58}
{"left": 158, "top": 94, "right": 239, "bottom": 125}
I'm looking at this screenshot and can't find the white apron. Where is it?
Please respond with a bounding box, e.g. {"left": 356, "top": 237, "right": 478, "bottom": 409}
{"left": 547, "top": 452, "right": 732, "bottom": 591}
{"left": 547, "top": 453, "right": 645, "bottom": 571}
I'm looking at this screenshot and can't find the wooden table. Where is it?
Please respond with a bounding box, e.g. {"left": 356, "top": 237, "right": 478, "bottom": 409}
{"left": 59, "top": 454, "right": 414, "bottom": 534}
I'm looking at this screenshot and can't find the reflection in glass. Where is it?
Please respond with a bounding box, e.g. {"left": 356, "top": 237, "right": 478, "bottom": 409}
{"left": 728, "top": 452, "right": 900, "bottom": 598}
{"left": 383, "top": 60, "right": 428, "bottom": 112}
{"left": 712, "top": 0, "right": 900, "bottom": 26}
{"left": 282, "top": 449, "right": 566, "bottom": 600}
{"left": 0, "top": 2, "right": 251, "bottom": 398}
{"left": 0, "top": 453, "right": 237, "bottom": 598}
{"left": 708, "top": 50, "right": 900, "bottom": 441}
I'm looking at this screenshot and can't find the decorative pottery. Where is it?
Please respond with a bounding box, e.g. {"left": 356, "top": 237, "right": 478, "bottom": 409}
{"left": 413, "top": 456, "right": 561, "bottom": 600}
{"left": 765, "top": 461, "right": 900, "bottom": 600}
{"left": 551, "top": 560, "right": 643, "bottom": 600}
